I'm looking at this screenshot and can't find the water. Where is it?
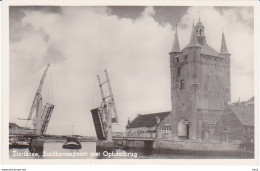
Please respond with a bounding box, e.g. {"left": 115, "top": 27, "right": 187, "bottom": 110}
{"left": 9, "top": 142, "right": 252, "bottom": 159}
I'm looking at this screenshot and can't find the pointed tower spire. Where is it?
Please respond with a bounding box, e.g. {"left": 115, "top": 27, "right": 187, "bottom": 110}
{"left": 171, "top": 25, "right": 180, "bottom": 52}
{"left": 188, "top": 25, "right": 200, "bottom": 48}
{"left": 198, "top": 12, "right": 201, "bottom": 23}
{"left": 220, "top": 31, "right": 230, "bottom": 55}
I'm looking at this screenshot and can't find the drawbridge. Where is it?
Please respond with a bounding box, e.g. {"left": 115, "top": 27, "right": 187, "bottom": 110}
{"left": 91, "top": 108, "right": 106, "bottom": 140}
{"left": 26, "top": 64, "right": 55, "bottom": 136}
{"left": 91, "top": 70, "right": 157, "bottom": 142}
{"left": 11, "top": 64, "right": 55, "bottom": 154}
{"left": 16, "top": 64, "right": 55, "bottom": 136}
{"left": 91, "top": 69, "right": 119, "bottom": 141}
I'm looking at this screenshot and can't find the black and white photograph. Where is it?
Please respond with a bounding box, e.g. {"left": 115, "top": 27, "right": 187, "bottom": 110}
{"left": 2, "top": 0, "right": 258, "bottom": 165}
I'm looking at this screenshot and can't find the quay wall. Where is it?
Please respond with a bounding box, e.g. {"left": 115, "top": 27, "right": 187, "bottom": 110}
{"left": 125, "top": 141, "right": 146, "bottom": 149}
{"left": 154, "top": 140, "right": 240, "bottom": 152}
{"left": 123, "top": 139, "right": 240, "bottom": 153}
{"left": 96, "top": 140, "right": 114, "bottom": 152}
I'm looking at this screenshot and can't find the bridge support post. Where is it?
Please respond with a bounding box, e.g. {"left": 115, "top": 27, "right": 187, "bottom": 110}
{"left": 144, "top": 141, "right": 154, "bottom": 149}
{"left": 106, "top": 100, "right": 112, "bottom": 141}
{"left": 96, "top": 140, "right": 114, "bottom": 152}
{"left": 28, "top": 136, "right": 44, "bottom": 155}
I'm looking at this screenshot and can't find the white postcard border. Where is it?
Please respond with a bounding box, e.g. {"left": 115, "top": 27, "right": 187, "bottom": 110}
{"left": 1, "top": 0, "right": 259, "bottom": 165}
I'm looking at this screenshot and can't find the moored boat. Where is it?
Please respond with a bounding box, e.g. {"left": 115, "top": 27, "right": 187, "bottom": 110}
{"left": 9, "top": 137, "right": 29, "bottom": 149}
{"left": 62, "top": 136, "right": 82, "bottom": 149}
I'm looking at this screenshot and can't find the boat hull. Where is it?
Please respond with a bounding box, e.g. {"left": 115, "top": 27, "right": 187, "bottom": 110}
{"left": 62, "top": 143, "right": 82, "bottom": 149}
{"left": 9, "top": 143, "right": 29, "bottom": 149}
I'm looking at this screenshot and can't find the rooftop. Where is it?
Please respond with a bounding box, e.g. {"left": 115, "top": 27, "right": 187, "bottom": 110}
{"left": 176, "top": 20, "right": 225, "bottom": 57}
{"left": 9, "top": 122, "right": 20, "bottom": 128}
{"left": 126, "top": 111, "right": 170, "bottom": 128}
{"left": 229, "top": 105, "right": 254, "bottom": 126}
{"left": 181, "top": 42, "right": 221, "bottom": 57}
{"left": 9, "top": 122, "right": 31, "bottom": 130}
{"left": 229, "top": 97, "right": 254, "bottom": 126}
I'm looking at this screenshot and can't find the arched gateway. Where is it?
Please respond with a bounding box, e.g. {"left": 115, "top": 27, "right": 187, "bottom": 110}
{"left": 178, "top": 119, "right": 189, "bottom": 139}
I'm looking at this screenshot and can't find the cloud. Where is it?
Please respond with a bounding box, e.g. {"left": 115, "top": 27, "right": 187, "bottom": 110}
{"left": 10, "top": 6, "right": 173, "bottom": 136}
{"left": 140, "top": 6, "right": 155, "bottom": 17}
{"left": 9, "top": 6, "right": 254, "bottom": 136}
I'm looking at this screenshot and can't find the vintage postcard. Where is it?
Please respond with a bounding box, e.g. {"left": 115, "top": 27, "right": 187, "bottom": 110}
{"left": 1, "top": 0, "right": 259, "bottom": 165}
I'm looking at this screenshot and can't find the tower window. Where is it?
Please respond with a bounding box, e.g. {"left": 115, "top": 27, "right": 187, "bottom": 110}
{"left": 176, "top": 57, "right": 179, "bottom": 64}
{"left": 177, "top": 67, "right": 181, "bottom": 77}
{"left": 199, "top": 29, "right": 202, "bottom": 35}
{"left": 180, "top": 80, "right": 185, "bottom": 90}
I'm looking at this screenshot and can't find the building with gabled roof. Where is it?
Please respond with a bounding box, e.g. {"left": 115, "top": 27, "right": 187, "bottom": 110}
{"left": 9, "top": 122, "right": 34, "bottom": 135}
{"left": 215, "top": 97, "right": 254, "bottom": 143}
{"left": 9, "top": 122, "right": 20, "bottom": 129}
{"left": 126, "top": 111, "right": 172, "bottom": 139}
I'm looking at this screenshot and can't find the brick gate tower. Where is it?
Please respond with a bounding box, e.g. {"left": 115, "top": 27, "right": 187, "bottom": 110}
{"left": 169, "top": 20, "right": 231, "bottom": 140}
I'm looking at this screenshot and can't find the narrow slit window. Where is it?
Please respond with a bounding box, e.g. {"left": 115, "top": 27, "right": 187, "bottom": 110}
{"left": 177, "top": 67, "right": 181, "bottom": 77}
{"left": 180, "top": 80, "right": 185, "bottom": 90}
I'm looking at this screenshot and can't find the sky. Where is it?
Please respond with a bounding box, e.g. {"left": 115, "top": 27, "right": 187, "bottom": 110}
{"left": 9, "top": 6, "right": 254, "bottom": 136}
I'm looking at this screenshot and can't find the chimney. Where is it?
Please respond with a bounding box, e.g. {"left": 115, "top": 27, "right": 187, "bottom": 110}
{"left": 127, "top": 118, "right": 131, "bottom": 126}
{"left": 155, "top": 116, "right": 160, "bottom": 124}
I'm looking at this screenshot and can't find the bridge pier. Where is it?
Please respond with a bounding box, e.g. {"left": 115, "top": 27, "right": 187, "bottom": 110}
{"left": 28, "top": 136, "right": 44, "bottom": 155}
{"left": 96, "top": 140, "right": 114, "bottom": 152}
{"left": 114, "top": 140, "right": 129, "bottom": 149}
{"left": 114, "top": 139, "right": 155, "bottom": 150}
{"left": 144, "top": 141, "right": 154, "bottom": 149}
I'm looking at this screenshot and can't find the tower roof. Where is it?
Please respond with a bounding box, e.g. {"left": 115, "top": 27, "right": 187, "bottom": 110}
{"left": 179, "top": 22, "right": 224, "bottom": 57}
{"left": 171, "top": 26, "right": 181, "bottom": 53}
{"left": 188, "top": 26, "right": 200, "bottom": 48}
{"left": 220, "top": 32, "right": 230, "bottom": 55}
{"left": 181, "top": 43, "right": 220, "bottom": 57}
{"left": 195, "top": 19, "right": 205, "bottom": 28}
